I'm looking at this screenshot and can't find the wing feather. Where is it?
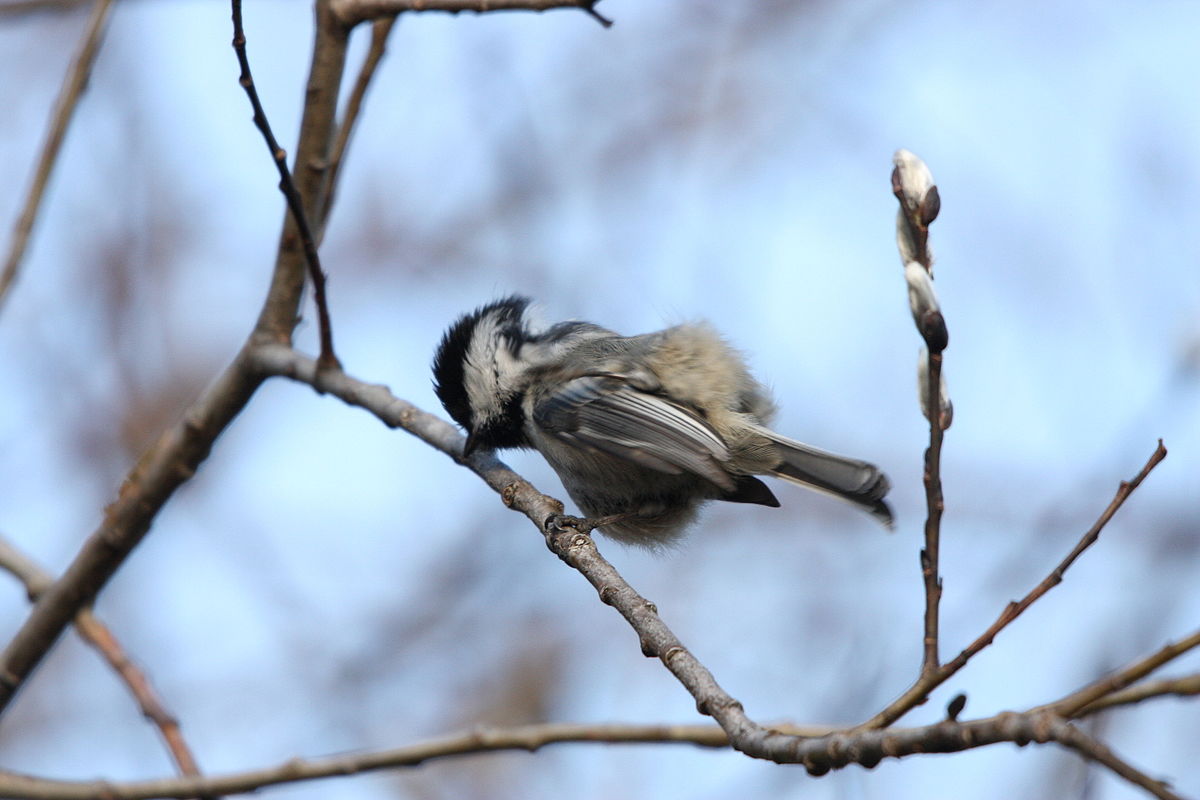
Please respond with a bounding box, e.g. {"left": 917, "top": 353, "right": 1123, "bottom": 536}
{"left": 534, "top": 376, "right": 736, "bottom": 491}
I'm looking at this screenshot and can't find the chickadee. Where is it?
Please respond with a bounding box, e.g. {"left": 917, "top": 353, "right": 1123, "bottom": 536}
{"left": 433, "top": 297, "right": 892, "bottom": 546}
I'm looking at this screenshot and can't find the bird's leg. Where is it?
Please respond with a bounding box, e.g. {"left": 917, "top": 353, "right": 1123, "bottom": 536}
{"left": 542, "top": 512, "right": 631, "bottom": 535}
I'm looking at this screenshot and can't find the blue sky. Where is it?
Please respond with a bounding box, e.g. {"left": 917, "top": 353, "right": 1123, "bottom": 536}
{"left": 0, "top": 1, "right": 1198, "bottom": 798}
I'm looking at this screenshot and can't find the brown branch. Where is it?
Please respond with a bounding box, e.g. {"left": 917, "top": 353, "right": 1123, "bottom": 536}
{"left": 330, "top": 0, "right": 611, "bottom": 28}
{"left": 231, "top": 0, "right": 340, "bottom": 370}
{"left": 859, "top": 440, "right": 1170, "bottom": 729}
{"left": 319, "top": 16, "right": 398, "bottom": 239}
{"left": 919, "top": 350, "right": 945, "bottom": 674}
{"left": 0, "top": 705, "right": 1180, "bottom": 799}
{"left": 0, "top": 538, "right": 208, "bottom": 790}
{"left": 0, "top": 721, "right": 768, "bottom": 800}
{"left": 0, "top": 5, "right": 352, "bottom": 719}
{"left": 893, "top": 150, "right": 947, "bottom": 676}
{"left": 0, "top": 0, "right": 114, "bottom": 313}
{"left": 1048, "top": 718, "right": 1181, "bottom": 800}
{"left": 1047, "top": 628, "right": 1200, "bottom": 719}
{"left": 1074, "top": 673, "right": 1200, "bottom": 716}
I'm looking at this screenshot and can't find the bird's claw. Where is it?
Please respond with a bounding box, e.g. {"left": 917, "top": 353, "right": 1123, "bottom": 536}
{"left": 543, "top": 514, "right": 596, "bottom": 534}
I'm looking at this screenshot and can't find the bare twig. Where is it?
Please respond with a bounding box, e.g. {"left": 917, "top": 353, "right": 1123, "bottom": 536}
{"left": 1048, "top": 628, "right": 1200, "bottom": 719}
{"left": 0, "top": 352, "right": 264, "bottom": 717}
{"left": 859, "top": 440, "right": 1170, "bottom": 729}
{"left": 0, "top": 695, "right": 1178, "bottom": 798}
{"left": 1075, "top": 673, "right": 1200, "bottom": 716}
{"left": 945, "top": 440, "right": 1168, "bottom": 673}
{"left": 0, "top": 0, "right": 114, "bottom": 313}
{"left": 919, "top": 350, "right": 946, "bottom": 673}
{"left": 0, "top": 721, "right": 797, "bottom": 800}
{"left": 892, "top": 150, "right": 947, "bottom": 675}
{"left": 231, "top": 0, "right": 340, "bottom": 370}
{"left": 0, "top": 538, "right": 208, "bottom": 789}
{"left": 0, "top": 4, "right": 352, "bottom": 719}
{"left": 319, "top": 16, "right": 398, "bottom": 238}
{"left": 330, "top": 0, "right": 611, "bottom": 28}
{"left": 1049, "top": 719, "right": 1180, "bottom": 800}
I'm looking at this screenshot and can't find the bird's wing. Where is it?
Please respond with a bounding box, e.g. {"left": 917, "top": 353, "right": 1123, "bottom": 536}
{"left": 532, "top": 375, "right": 737, "bottom": 492}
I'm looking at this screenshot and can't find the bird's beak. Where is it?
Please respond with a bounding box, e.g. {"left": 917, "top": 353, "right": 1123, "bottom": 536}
{"left": 462, "top": 431, "right": 480, "bottom": 457}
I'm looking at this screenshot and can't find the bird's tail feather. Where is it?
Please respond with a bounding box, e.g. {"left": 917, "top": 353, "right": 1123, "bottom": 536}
{"left": 756, "top": 428, "right": 894, "bottom": 528}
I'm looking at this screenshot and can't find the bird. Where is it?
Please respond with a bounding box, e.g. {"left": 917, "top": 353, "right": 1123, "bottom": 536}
{"left": 433, "top": 296, "right": 892, "bottom": 547}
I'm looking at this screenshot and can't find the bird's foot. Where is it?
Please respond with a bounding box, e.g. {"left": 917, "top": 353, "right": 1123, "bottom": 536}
{"left": 542, "top": 513, "right": 629, "bottom": 535}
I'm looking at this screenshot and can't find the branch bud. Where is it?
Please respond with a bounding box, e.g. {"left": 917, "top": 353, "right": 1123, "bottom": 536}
{"left": 918, "top": 349, "right": 953, "bottom": 429}
{"left": 905, "top": 261, "right": 948, "bottom": 352}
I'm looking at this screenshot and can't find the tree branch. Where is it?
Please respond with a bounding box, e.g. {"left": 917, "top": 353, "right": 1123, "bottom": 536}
{"left": 1050, "top": 719, "right": 1180, "bottom": 800}
{"left": 0, "top": 707, "right": 1180, "bottom": 799}
{"left": 231, "top": 0, "right": 340, "bottom": 369}
{"left": 892, "top": 150, "right": 949, "bottom": 677}
{"left": 330, "top": 0, "right": 611, "bottom": 29}
{"left": 0, "top": 0, "right": 114, "bottom": 313}
{"left": 1048, "top": 628, "right": 1200, "bottom": 719}
{"left": 0, "top": 537, "right": 209, "bottom": 792}
{"left": 0, "top": 2, "right": 352, "bottom": 719}
{"left": 318, "top": 16, "right": 398, "bottom": 239}
{"left": 858, "top": 439, "right": 1169, "bottom": 729}
{"left": 1074, "top": 673, "right": 1200, "bottom": 716}
{"left": 0, "top": 722, "right": 764, "bottom": 800}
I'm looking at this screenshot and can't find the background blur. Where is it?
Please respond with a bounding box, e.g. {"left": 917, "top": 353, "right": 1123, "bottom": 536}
{"left": 1, "top": 1, "right": 1198, "bottom": 798}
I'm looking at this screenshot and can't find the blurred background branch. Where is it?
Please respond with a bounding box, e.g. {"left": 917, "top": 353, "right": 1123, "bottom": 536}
{"left": 0, "top": 536, "right": 209, "bottom": 791}
{"left": 0, "top": 0, "right": 112, "bottom": 312}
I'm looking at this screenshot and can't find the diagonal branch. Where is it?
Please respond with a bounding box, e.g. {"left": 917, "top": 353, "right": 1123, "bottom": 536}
{"left": 1048, "top": 627, "right": 1200, "bottom": 719}
{"left": 0, "top": 537, "right": 210, "bottom": 791}
{"left": 858, "top": 440, "right": 1169, "bottom": 729}
{"left": 318, "top": 16, "right": 398, "bottom": 239}
{"left": 1049, "top": 719, "right": 1180, "bottom": 800}
{"left": 0, "top": 3, "right": 352, "bottom": 720}
{"left": 0, "top": 0, "right": 114, "bottom": 313}
{"left": 1074, "top": 672, "right": 1200, "bottom": 716}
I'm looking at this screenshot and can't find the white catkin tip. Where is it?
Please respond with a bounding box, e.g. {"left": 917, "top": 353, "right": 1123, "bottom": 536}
{"left": 905, "top": 260, "right": 940, "bottom": 320}
{"left": 917, "top": 348, "right": 953, "bottom": 429}
{"left": 893, "top": 149, "right": 936, "bottom": 209}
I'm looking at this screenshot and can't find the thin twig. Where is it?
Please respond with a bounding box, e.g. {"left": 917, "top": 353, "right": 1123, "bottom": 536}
{"left": 0, "top": 538, "right": 210, "bottom": 791}
{"left": 0, "top": 721, "right": 786, "bottom": 800}
{"left": 1048, "top": 628, "right": 1200, "bottom": 719}
{"left": 859, "top": 440, "right": 1170, "bottom": 729}
{"left": 231, "top": 0, "right": 341, "bottom": 370}
{"left": 330, "top": 0, "right": 611, "bottom": 28}
{"left": 1075, "top": 673, "right": 1200, "bottom": 716}
{"left": 892, "top": 151, "right": 947, "bottom": 676}
{"left": 0, "top": 0, "right": 114, "bottom": 313}
{"left": 920, "top": 350, "right": 945, "bottom": 673}
{"left": 318, "top": 16, "right": 397, "bottom": 239}
{"left": 944, "top": 440, "right": 1168, "bottom": 673}
{"left": 1049, "top": 719, "right": 1181, "bottom": 800}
